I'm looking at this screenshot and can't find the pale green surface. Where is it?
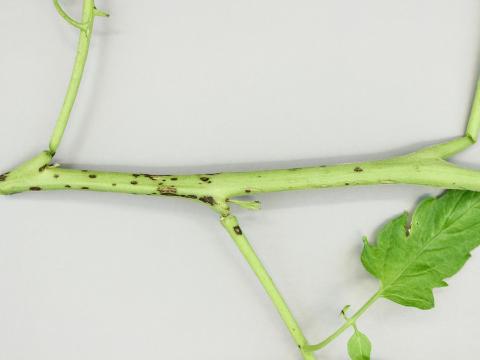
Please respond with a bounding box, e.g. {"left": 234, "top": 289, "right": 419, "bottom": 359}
{"left": 2, "top": 1, "right": 480, "bottom": 359}
{"left": 347, "top": 329, "right": 371, "bottom": 360}
{"left": 305, "top": 291, "right": 381, "bottom": 353}
{"left": 221, "top": 215, "right": 315, "bottom": 360}
{"left": 49, "top": 0, "right": 97, "bottom": 154}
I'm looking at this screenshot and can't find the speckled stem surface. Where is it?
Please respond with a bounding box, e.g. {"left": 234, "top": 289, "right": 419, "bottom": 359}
{"left": 3, "top": 2, "right": 480, "bottom": 359}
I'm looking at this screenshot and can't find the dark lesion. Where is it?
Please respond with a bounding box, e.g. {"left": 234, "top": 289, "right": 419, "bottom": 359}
{"left": 29, "top": 186, "right": 42, "bottom": 191}
{"left": 158, "top": 186, "right": 177, "bottom": 195}
{"left": 354, "top": 167, "right": 364, "bottom": 172}
{"left": 199, "top": 196, "right": 216, "bottom": 206}
{"left": 0, "top": 172, "right": 9, "bottom": 182}
{"left": 233, "top": 225, "right": 243, "bottom": 235}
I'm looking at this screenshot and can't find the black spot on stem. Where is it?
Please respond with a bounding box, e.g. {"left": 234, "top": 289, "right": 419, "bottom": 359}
{"left": 354, "top": 167, "right": 364, "bottom": 172}
{"left": 30, "top": 187, "right": 41, "bottom": 191}
{"left": 233, "top": 226, "right": 243, "bottom": 235}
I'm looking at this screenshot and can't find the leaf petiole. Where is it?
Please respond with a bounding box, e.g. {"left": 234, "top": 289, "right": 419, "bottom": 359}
{"left": 305, "top": 290, "right": 382, "bottom": 352}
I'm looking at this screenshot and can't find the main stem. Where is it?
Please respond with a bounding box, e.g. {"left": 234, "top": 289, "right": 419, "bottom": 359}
{"left": 3, "top": 142, "right": 480, "bottom": 209}
{"left": 221, "top": 215, "right": 316, "bottom": 360}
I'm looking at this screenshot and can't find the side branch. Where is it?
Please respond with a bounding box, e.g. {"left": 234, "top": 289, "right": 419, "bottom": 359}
{"left": 467, "top": 79, "right": 480, "bottom": 142}
{"left": 221, "top": 215, "right": 315, "bottom": 360}
{"left": 53, "top": 0, "right": 87, "bottom": 30}
{"left": 49, "top": 0, "right": 105, "bottom": 154}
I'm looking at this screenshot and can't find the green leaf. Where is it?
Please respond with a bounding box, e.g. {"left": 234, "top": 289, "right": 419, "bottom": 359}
{"left": 347, "top": 329, "right": 371, "bottom": 360}
{"left": 362, "top": 190, "right": 480, "bottom": 310}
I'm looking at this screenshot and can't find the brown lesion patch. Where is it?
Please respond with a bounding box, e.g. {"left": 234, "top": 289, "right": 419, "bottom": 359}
{"left": 158, "top": 186, "right": 177, "bottom": 195}
{"left": 30, "top": 187, "right": 42, "bottom": 191}
{"left": 130, "top": 181, "right": 138, "bottom": 185}
{"left": 81, "top": 186, "right": 89, "bottom": 190}
{"left": 199, "top": 196, "right": 216, "bottom": 206}
{"left": 65, "top": 185, "right": 71, "bottom": 188}
{"left": 112, "top": 183, "right": 117, "bottom": 186}
{"left": 245, "top": 189, "right": 251, "bottom": 193}
{"left": 89, "top": 174, "right": 97, "bottom": 179}
{"left": 142, "top": 174, "right": 157, "bottom": 181}
{"left": 0, "top": 173, "right": 8, "bottom": 182}
{"left": 38, "top": 164, "right": 48, "bottom": 172}
{"left": 233, "top": 225, "right": 243, "bottom": 235}
{"left": 200, "top": 177, "right": 210, "bottom": 182}
{"left": 180, "top": 194, "right": 198, "bottom": 199}
{"left": 354, "top": 167, "right": 364, "bottom": 172}
{"left": 54, "top": 174, "right": 60, "bottom": 178}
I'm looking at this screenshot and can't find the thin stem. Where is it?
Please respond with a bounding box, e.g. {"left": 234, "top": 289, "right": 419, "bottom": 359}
{"left": 418, "top": 75, "right": 480, "bottom": 159}
{"left": 53, "top": 0, "right": 87, "bottom": 30}
{"left": 221, "top": 215, "right": 316, "bottom": 360}
{"left": 467, "top": 79, "right": 480, "bottom": 142}
{"left": 305, "top": 291, "right": 382, "bottom": 352}
{"left": 49, "top": 0, "right": 97, "bottom": 154}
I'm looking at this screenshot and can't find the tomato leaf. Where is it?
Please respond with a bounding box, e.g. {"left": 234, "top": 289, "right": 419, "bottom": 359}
{"left": 362, "top": 190, "right": 480, "bottom": 309}
{"left": 347, "top": 329, "right": 371, "bottom": 360}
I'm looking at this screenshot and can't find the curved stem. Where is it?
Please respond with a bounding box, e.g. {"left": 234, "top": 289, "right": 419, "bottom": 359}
{"left": 221, "top": 215, "right": 316, "bottom": 360}
{"left": 305, "top": 291, "right": 382, "bottom": 352}
{"left": 49, "top": 0, "right": 97, "bottom": 154}
{"left": 53, "top": 0, "right": 87, "bottom": 30}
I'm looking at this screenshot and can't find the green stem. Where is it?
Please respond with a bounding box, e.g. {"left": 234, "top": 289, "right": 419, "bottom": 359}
{"left": 221, "top": 215, "right": 316, "bottom": 360}
{"left": 305, "top": 291, "right": 382, "bottom": 352}
{"left": 467, "top": 79, "right": 480, "bottom": 142}
{"left": 4, "top": 142, "right": 480, "bottom": 209}
{"left": 49, "top": 0, "right": 97, "bottom": 154}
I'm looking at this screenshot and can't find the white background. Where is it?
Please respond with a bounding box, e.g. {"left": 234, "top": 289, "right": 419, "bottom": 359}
{"left": 1, "top": 1, "right": 480, "bottom": 359}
